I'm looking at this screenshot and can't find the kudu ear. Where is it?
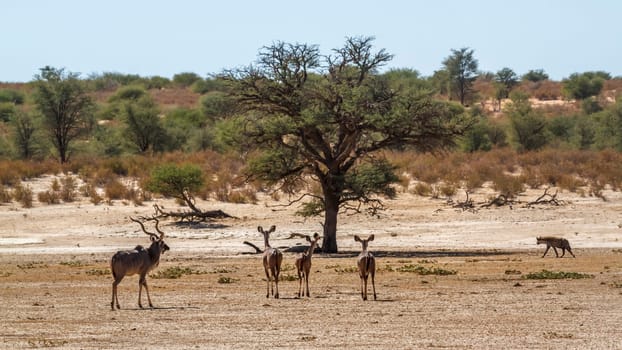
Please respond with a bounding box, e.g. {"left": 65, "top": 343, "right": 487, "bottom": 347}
{"left": 268, "top": 225, "right": 276, "bottom": 233}
{"left": 354, "top": 235, "right": 361, "bottom": 242}
{"left": 257, "top": 226, "right": 264, "bottom": 233}
{"left": 313, "top": 233, "right": 320, "bottom": 240}
{"left": 305, "top": 236, "right": 312, "bottom": 243}
{"left": 368, "top": 234, "right": 375, "bottom": 242}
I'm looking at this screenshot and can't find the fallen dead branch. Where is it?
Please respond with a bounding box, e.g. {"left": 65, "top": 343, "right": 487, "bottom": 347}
{"left": 526, "top": 187, "right": 564, "bottom": 207}
{"left": 481, "top": 193, "right": 519, "bottom": 208}
{"left": 242, "top": 241, "right": 263, "bottom": 254}
{"left": 140, "top": 202, "right": 235, "bottom": 223}
{"left": 452, "top": 190, "right": 476, "bottom": 212}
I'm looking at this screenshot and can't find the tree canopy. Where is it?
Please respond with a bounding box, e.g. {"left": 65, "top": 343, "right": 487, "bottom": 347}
{"left": 442, "top": 47, "right": 479, "bottom": 106}
{"left": 222, "top": 36, "right": 471, "bottom": 252}
{"left": 562, "top": 71, "right": 609, "bottom": 100}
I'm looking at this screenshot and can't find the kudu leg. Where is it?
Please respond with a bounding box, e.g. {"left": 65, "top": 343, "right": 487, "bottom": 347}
{"left": 305, "top": 273, "right": 310, "bottom": 297}
{"left": 138, "top": 280, "right": 144, "bottom": 308}
{"left": 138, "top": 275, "right": 153, "bottom": 308}
{"left": 360, "top": 274, "right": 367, "bottom": 300}
{"left": 371, "top": 271, "right": 377, "bottom": 300}
{"left": 297, "top": 269, "right": 303, "bottom": 298}
{"left": 273, "top": 266, "right": 280, "bottom": 299}
{"left": 264, "top": 268, "right": 271, "bottom": 298}
{"left": 111, "top": 280, "right": 121, "bottom": 310}
{"left": 142, "top": 278, "right": 153, "bottom": 308}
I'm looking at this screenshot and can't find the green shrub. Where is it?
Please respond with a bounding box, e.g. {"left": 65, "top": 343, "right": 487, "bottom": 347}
{"left": 0, "top": 89, "right": 25, "bottom": 104}
{"left": 108, "top": 85, "right": 147, "bottom": 102}
{"left": 146, "top": 163, "right": 204, "bottom": 201}
{"left": 0, "top": 102, "right": 15, "bottom": 122}
{"left": 173, "top": 72, "right": 201, "bottom": 87}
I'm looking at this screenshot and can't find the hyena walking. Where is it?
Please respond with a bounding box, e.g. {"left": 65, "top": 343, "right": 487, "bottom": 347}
{"left": 536, "top": 236, "right": 576, "bottom": 258}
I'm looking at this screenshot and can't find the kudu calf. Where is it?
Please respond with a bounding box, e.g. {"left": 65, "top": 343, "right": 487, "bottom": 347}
{"left": 110, "top": 217, "right": 170, "bottom": 310}
{"left": 258, "top": 225, "right": 283, "bottom": 298}
{"left": 354, "top": 234, "right": 376, "bottom": 301}
{"left": 293, "top": 233, "right": 322, "bottom": 298}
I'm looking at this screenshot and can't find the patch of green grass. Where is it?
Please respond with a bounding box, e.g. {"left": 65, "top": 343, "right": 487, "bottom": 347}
{"left": 396, "top": 264, "right": 457, "bottom": 275}
{"left": 334, "top": 266, "right": 358, "bottom": 273}
{"left": 86, "top": 268, "right": 110, "bottom": 276}
{"left": 280, "top": 264, "right": 295, "bottom": 272}
{"left": 522, "top": 269, "right": 594, "bottom": 280}
{"left": 60, "top": 260, "right": 85, "bottom": 267}
{"left": 381, "top": 264, "right": 394, "bottom": 272}
{"left": 211, "top": 266, "right": 238, "bottom": 274}
{"left": 150, "top": 266, "right": 203, "bottom": 279}
{"left": 280, "top": 274, "right": 298, "bottom": 281}
{"left": 217, "top": 276, "right": 239, "bottom": 284}
{"left": 17, "top": 261, "right": 48, "bottom": 269}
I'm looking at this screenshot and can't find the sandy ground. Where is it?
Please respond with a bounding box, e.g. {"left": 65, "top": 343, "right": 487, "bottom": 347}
{"left": 1, "top": 181, "right": 622, "bottom": 349}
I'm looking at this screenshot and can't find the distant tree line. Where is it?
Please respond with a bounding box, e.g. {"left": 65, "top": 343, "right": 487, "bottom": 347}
{"left": 1, "top": 50, "right": 620, "bottom": 163}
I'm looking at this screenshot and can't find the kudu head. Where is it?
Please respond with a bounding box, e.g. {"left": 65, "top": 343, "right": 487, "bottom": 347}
{"left": 307, "top": 233, "right": 322, "bottom": 243}
{"left": 289, "top": 232, "right": 322, "bottom": 244}
{"left": 304, "top": 233, "right": 323, "bottom": 252}
{"left": 354, "top": 234, "right": 374, "bottom": 251}
{"left": 130, "top": 217, "right": 170, "bottom": 253}
{"left": 258, "top": 225, "right": 276, "bottom": 247}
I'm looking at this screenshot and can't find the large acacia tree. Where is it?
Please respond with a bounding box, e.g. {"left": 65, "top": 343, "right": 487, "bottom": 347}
{"left": 33, "top": 66, "right": 94, "bottom": 163}
{"left": 223, "top": 37, "right": 470, "bottom": 252}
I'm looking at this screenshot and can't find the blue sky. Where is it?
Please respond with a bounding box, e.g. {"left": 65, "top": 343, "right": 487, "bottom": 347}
{"left": 2, "top": 0, "right": 621, "bottom": 82}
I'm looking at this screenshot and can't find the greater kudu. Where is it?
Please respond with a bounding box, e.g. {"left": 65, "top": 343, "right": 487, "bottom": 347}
{"left": 110, "top": 217, "right": 169, "bottom": 310}
{"left": 354, "top": 234, "right": 376, "bottom": 300}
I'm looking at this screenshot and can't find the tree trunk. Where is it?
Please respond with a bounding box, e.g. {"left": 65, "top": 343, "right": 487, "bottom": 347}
{"left": 322, "top": 191, "right": 340, "bottom": 253}
{"left": 59, "top": 144, "right": 68, "bottom": 163}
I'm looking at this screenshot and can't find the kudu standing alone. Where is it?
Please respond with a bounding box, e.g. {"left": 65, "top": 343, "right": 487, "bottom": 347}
{"left": 293, "top": 233, "right": 322, "bottom": 298}
{"left": 110, "top": 217, "right": 170, "bottom": 310}
{"left": 354, "top": 234, "right": 376, "bottom": 301}
{"left": 258, "top": 225, "right": 282, "bottom": 298}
